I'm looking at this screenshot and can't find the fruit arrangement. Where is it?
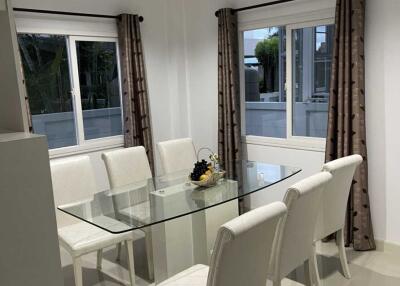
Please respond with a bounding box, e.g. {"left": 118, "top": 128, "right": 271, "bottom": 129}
{"left": 189, "top": 149, "right": 225, "bottom": 187}
{"left": 190, "top": 160, "right": 214, "bottom": 181}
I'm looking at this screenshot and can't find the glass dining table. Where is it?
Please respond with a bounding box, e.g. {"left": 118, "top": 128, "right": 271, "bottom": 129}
{"left": 58, "top": 160, "right": 301, "bottom": 284}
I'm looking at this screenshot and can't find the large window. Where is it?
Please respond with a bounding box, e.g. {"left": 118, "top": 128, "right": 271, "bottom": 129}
{"left": 243, "top": 21, "right": 334, "bottom": 141}
{"left": 18, "top": 34, "right": 123, "bottom": 149}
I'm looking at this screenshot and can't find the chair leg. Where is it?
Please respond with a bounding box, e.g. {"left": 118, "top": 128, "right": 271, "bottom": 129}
{"left": 310, "top": 243, "right": 321, "bottom": 286}
{"left": 125, "top": 240, "right": 136, "bottom": 286}
{"left": 73, "top": 257, "right": 83, "bottom": 286}
{"left": 337, "top": 228, "right": 351, "bottom": 279}
{"left": 96, "top": 249, "right": 103, "bottom": 270}
{"left": 304, "top": 260, "right": 311, "bottom": 286}
{"left": 144, "top": 228, "right": 154, "bottom": 280}
{"left": 272, "top": 280, "right": 281, "bottom": 286}
{"left": 116, "top": 242, "right": 122, "bottom": 261}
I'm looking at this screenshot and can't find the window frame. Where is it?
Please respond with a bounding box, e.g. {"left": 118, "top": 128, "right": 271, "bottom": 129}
{"left": 239, "top": 16, "right": 334, "bottom": 151}
{"left": 16, "top": 18, "right": 124, "bottom": 158}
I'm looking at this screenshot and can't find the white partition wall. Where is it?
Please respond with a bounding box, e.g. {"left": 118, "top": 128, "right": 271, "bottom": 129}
{"left": 0, "top": 132, "right": 63, "bottom": 286}
{"left": 0, "top": 0, "right": 28, "bottom": 132}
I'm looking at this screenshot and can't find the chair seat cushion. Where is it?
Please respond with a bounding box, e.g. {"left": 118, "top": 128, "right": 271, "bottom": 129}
{"left": 58, "top": 217, "right": 133, "bottom": 257}
{"left": 158, "top": 264, "right": 209, "bottom": 286}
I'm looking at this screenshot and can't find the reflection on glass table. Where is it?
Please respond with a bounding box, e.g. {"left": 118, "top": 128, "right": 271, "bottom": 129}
{"left": 58, "top": 160, "right": 301, "bottom": 234}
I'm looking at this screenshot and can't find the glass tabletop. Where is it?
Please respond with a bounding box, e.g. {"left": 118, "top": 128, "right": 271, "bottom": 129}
{"left": 58, "top": 160, "right": 301, "bottom": 234}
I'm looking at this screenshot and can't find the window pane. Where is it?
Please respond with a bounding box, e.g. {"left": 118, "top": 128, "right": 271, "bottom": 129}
{"left": 292, "top": 25, "right": 334, "bottom": 138}
{"left": 76, "top": 41, "right": 122, "bottom": 140}
{"left": 244, "top": 27, "right": 286, "bottom": 138}
{"left": 18, "top": 34, "right": 77, "bottom": 149}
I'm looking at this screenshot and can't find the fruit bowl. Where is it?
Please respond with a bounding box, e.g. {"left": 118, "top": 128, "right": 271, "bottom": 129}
{"left": 190, "top": 170, "right": 225, "bottom": 187}
{"left": 189, "top": 148, "right": 225, "bottom": 188}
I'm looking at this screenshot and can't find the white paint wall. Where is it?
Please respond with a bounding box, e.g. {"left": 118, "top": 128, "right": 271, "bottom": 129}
{"left": 365, "top": 0, "right": 400, "bottom": 245}
{"left": 0, "top": 0, "right": 28, "bottom": 132}
{"left": 365, "top": 0, "right": 387, "bottom": 243}
{"left": 0, "top": 0, "right": 6, "bottom": 11}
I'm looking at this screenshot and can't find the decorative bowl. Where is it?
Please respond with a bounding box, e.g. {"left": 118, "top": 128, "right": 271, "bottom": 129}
{"left": 190, "top": 170, "right": 226, "bottom": 188}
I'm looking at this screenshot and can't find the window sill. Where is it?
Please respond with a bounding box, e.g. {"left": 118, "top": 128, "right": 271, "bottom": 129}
{"left": 243, "top": 135, "right": 326, "bottom": 152}
{"left": 49, "top": 136, "right": 124, "bottom": 159}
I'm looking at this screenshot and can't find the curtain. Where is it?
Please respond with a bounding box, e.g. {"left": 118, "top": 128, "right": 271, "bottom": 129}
{"left": 326, "top": 0, "right": 375, "bottom": 250}
{"left": 117, "top": 14, "right": 155, "bottom": 174}
{"left": 217, "top": 8, "right": 242, "bottom": 178}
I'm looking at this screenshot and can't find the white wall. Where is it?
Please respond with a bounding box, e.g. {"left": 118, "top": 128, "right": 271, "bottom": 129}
{"left": 382, "top": 0, "right": 400, "bottom": 245}
{"left": 0, "top": 0, "right": 28, "bottom": 132}
{"left": 364, "top": 0, "right": 400, "bottom": 245}
{"left": 365, "top": 0, "right": 387, "bottom": 243}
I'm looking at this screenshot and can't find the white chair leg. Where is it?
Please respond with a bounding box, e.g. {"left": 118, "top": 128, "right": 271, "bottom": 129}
{"left": 311, "top": 243, "right": 321, "bottom": 286}
{"left": 272, "top": 280, "right": 281, "bottom": 286}
{"left": 73, "top": 257, "right": 83, "bottom": 286}
{"left": 96, "top": 249, "right": 103, "bottom": 270}
{"left": 144, "top": 228, "right": 154, "bottom": 280}
{"left": 125, "top": 240, "right": 136, "bottom": 286}
{"left": 116, "top": 242, "right": 122, "bottom": 261}
{"left": 337, "top": 228, "right": 351, "bottom": 279}
{"left": 304, "top": 260, "right": 311, "bottom": 286}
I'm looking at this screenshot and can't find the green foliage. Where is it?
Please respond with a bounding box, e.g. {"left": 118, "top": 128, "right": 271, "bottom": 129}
{"left": 18, "top": 35, "right": 120, "bottom": 115}
{"left": 254, "top": 35, "right": 279, "bottom": 67}
{"left": 254, "top": 33, "right": 280, "bottom": 93}
{"left": 18, "top": 34, "right": 72, "bottom": 115}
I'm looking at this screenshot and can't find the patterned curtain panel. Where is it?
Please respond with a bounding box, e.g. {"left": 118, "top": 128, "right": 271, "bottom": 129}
{"left": 117, "top": 14, "right": 155, "bottom": 174}
{"left": 326, "top": 0, "right": 375, "bottom": 250}
{"left": 217, "top": 8, "right": 242, "bottom": 179}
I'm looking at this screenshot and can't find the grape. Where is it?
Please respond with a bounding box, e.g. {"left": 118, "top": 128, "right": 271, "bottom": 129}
{"left": 190, "top": 160, "right": 210, "bottom": 180}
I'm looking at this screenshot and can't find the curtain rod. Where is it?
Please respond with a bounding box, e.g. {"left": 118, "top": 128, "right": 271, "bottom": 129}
{"left": 215, "top": 0, "right": 295, "bottom": 17}
{"left": 13, "top": 8, "right": 144, "bottom": 22}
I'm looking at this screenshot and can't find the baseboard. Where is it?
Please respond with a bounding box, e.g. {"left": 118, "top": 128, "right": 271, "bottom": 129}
{"left": 375, "top": 239, "right": 400, "bottom": 256}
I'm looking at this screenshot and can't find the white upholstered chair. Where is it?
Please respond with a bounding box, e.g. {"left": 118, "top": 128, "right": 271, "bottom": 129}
{"left": 268, "top": 172, "right": 333, "bottom": 286}
{"left": 312, "top": 154, "right": 363, "bottom": 283}
{"left": 158, "top": 202, "right": 288, "bottom": 286}
{"left": 157, "top": 138, "right": 197, "bottom": 174}
{"left": 101, "top": 146, "right": 154, "bottom": 280}
{"left": 51, "top": 156, "right": 136, "bottom": 286}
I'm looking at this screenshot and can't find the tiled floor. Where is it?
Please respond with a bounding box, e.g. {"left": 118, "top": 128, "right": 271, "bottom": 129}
{"left": 60, "top": 240, "right": 400, "bottom": 286}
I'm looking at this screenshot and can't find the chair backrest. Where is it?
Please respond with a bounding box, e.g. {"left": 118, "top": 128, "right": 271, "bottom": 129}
{"left": 157, "top": 138, "right": 197, "bottom": 174}
{"left": 207, "top": 202, "right": 287, "bottom": 286}
{"left": 102, "top": 146, "right": 152, "bottom": 190}
{"left": 50, "top": 155, "right": 97, "bottom": 227}
{"left": 270, "top": 172, "right": 332, "bottom": 280}
{"left": 314, "top": 154, "right": 363, "bottom": 241}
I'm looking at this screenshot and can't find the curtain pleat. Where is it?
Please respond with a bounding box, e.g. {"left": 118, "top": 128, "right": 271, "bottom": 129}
{"left": 117, "top": 14, "right": 155, "bottom": 174}
{"left": 217, "top": 8, "right": 242, "bottom": 176}
{"left": 217, "top": 8, "right": 243, "bottom": 212}
{"left": 326, "top": 0, "right": 375, "bottom": 250}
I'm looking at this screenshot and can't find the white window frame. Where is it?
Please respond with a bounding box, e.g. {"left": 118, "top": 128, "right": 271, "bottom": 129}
{"left": 239, "top": 14, "right": 334, "bottom": 152}
{"left": 15, "top": 16, "right": 124, "bottom": 158}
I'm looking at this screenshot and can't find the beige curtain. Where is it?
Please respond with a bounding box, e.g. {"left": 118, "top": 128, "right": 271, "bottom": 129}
{"left": 326, "top": 0, "right": 375, "bottom": 250}
{"left": 117, "top": 14, "right": 155, "bottom": 174}
{"left": 217, "top": 8, "right": 242, "bottom": 178}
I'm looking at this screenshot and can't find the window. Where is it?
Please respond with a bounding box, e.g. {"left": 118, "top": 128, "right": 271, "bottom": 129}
{"left": 244, "top": 27, "right": 286, "bottom": 138}
{"left": 242, "top": 21, "right": 334, "bottom": 141}
{"left": 18, "top": 34, "right": 123, "bottom": 150}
